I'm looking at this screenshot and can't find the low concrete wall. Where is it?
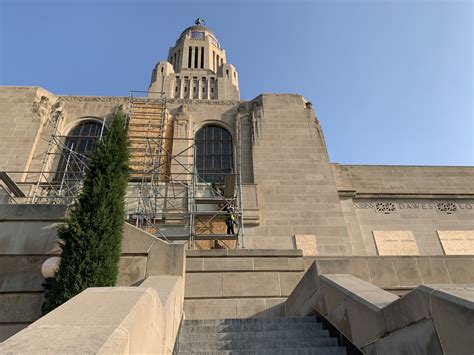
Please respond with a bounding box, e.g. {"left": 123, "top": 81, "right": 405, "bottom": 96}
{"left": 305, "top": 256, "right": 474, "bottom": 295}
{"left": 286, "top": 262, "right": 474, "bottom": 355}
{"left": 0, "top": 202, "right": 185, "bottom": 342}
{"left": 0, "top": 204, "right": 66, "bottom": 341}
{"left": 184, "top": 249, "right": 304, "bottom": 319}
{"left": 0, "top": 275, "right": 185, "bottom": 354}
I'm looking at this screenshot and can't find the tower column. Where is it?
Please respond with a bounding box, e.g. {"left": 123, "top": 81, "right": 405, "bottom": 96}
{"left": 179, "top": 78, "right": 185, "bottom": 99}
{"left": 198, "top": 78, "right": 202, "bottom": 99}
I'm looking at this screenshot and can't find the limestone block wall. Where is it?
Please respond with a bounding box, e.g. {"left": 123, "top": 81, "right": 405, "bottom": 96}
{"left": 0, "top": 204, "right": 66, "bottom": 341}
{"left": 332, "top": 164, "right": 474, "bottom": 194}
{"left": 248, "top": 94, "right": 352, "bottom": 254}
{"left": 28, "top": 94, "right": 127, "bottom": 180}
{"left": 351, "top": 198, "right": 474, "bottom": 256}
{"left": 330, "top": 164, "right": 474, "bottom": 256}
{"left": 0, "top": 87, "right": 54, "bottom": 174}
{"left": 301, "top": 256, "right": 474, "bottom": 295}
{"left": 184, "top": 249, "right": 305, "bottom": 319}
{"left": 0, "top": 87, "right": 130, "bottom": 193}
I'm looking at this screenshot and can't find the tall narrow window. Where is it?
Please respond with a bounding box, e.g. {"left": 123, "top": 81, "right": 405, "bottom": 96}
{"left": 193, "top": 79, "right": 198, "bottom": 99}
{"left": 177, "top": 49, "right": 180, "bottom": 69}
{"left": 55, "top": 121, "right": 104, "bottom": 182}
{"left": 184, "top": 77, "right": 189, "bottom": 97}
{"left": 200, "top": 46, "right": 204, "bottom": 68}
{"left": 188, "top": 47, "right": 192, "bottom": 68}
{"left": 216, "top": 54, "right": 220, "bottom": 71}
{"left": 195, "top": 125, "right": 233, "bottom": 183}
{"left": 213, "top": 51, "right": 216, "bottom": 72}
{"left": 194, "top": 46, "right": 199, "bottom": 68}
{"left": 173, "top": 53, "right": 177, "bottom": 70}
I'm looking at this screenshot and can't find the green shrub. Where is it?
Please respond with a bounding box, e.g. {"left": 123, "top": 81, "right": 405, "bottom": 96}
{"left": 43, "top": 109, "right": 130, "bottom": 313}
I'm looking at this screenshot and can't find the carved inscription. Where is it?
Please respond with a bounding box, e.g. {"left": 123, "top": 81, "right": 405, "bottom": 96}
{"left": 436, "top": 203, "right": 457, "bottom": 213}
{"left": 167, "top": 98, "right": 241, "bottom": 106}
{"left": 373, "top": 230, "right": 420, "bottom": 256}
{"left": 355, "top": 201, "right": 473, "bottom": 214}
{"left": 57, "top": 96, "right": 243, "bottom": 106}
{"left": 375, "top": 202, "right": 396, "bottom": 213}
{"left": 58, "top": 96, "right": 128, "bottom": 103}
{"left": 294, "top": 234, "right": 318, "bottom": 256}
{"left": 437, "top": 230, "right": 474, "bottom": 255}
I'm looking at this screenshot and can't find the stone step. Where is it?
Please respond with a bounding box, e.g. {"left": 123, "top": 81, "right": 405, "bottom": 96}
{"left": 177, "top": 348, "right": 347, "bottom": 355}
{"left": 178, "top": 338, "right": 338, "bottom": 352}
{"left": 180, "top": 328, "right": 330, "bottom": 342}
{"left": 183, "top": 317, "right": 317, "bottom": 326}
{"left": 181, "top": 322, "right": 323, "bottom": 334}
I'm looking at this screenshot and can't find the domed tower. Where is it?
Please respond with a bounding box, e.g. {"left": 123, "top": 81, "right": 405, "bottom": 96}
{"left": 148, "top": 19, "right": 240, "bottom": 100}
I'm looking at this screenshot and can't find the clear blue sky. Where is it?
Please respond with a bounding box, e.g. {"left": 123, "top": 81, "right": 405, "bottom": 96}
{"left": 1, "top": 0, "right": 472, "bottom": 166}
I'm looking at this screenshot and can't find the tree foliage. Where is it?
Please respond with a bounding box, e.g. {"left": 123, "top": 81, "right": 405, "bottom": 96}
{"left": 43, "top": 109, "right": 130, "bottom": 313}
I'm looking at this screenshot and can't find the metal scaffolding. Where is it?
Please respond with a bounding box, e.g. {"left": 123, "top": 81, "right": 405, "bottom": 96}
{"left": 126, "top": 91, "right": 244, "bottom": 248}
{"left": 26, "top": 106, "right": 106, "bottom": 205}
{"left": 1, "top": 91, "right": 244, "bottom": 249}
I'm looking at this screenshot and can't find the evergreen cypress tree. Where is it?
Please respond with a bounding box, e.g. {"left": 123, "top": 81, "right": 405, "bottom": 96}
{"left": 43, "top": 109, "right": 130, "bottom": 313}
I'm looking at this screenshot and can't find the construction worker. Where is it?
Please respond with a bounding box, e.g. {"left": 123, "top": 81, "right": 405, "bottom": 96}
{"left": 225, "top": 205, "right": 237, "bottom": 235}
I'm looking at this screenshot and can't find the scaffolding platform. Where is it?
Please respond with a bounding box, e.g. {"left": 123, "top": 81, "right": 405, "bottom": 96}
{"left": 6, "top": 90, "right": 245, "bottom": 250}
{"left": 127, "top": 91, "right": 245, "bottom": 249}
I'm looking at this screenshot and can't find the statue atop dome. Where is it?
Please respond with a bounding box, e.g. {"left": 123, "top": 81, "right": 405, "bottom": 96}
{"left": 194, "top": 17, "right": 205, "bottom": 26}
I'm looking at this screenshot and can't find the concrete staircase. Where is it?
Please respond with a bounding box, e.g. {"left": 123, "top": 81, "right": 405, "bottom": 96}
{"left": 175, "top": 317, "right": 347, "bottom": 354}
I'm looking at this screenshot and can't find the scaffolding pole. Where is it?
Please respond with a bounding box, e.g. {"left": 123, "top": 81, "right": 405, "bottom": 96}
{"left": 8, "top": 89, "right": 245, "bottom": 250}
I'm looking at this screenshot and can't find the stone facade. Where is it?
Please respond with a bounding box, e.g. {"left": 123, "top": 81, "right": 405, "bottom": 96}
{"left": 1, "top": 21, "right": 473, "bottom": 351}
{"left": 0, "top": 22, "right": 473, "bottom": 258}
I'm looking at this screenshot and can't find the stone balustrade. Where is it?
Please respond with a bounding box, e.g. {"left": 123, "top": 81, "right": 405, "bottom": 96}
{"left": 0, "top": 275, "right": 185, "bottom": 354}
{"left": 285, "top": 261, "right": 474, "bottom": 355}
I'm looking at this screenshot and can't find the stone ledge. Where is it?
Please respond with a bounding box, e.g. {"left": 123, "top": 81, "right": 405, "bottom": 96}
{"left": 186, "top": 249, "right": 303, "bottom": 257}
{"left": 186, "top": 256, "right": 304, "bottom": 272}
{"left": 303, "top": 256, "right": 474, "bottom": 289}
{"left": 0, "top": 204, "right": 67, "bottom": 221}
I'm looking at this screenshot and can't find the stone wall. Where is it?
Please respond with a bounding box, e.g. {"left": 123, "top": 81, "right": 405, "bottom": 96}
{"left": 248, "top": 94, "right": 352, "bottom": 254}
{"left": 302, "top": 256, "right": 474, "bottom": 295}
{"left": 0, "top": 87, "right": 128, "bottom": 190}
{"left": 0, "top": 204, "right": 66, "bottom": 341}
{"left": 0, "top": 87, "right": 53, "bottom": 174}
{"left": 332, "top": 164, "right": 474, "bottom": 194}
{"left": 330, "top": 164, "right": 474, "bottom": 257}
{"left": 349, "top": 197, "right": 474, "bottom": 256}
{"left": 0, "top": 204, "right": 185, "bottom": 342}
{"left": 184, "top": 249, "right": 305, "bottom": 319}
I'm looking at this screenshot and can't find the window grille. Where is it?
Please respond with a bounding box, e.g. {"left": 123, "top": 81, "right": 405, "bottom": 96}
{"left": 195, "top": 125, "right": 233, "bottom": 183}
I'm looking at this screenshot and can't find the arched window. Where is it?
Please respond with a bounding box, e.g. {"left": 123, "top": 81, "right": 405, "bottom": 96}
{"left": 54, "top": 121, "right": 104, "bottom": 182}
{"left": 195, "top": 125, "right": 233, "bottom": 183}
